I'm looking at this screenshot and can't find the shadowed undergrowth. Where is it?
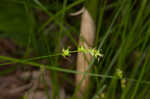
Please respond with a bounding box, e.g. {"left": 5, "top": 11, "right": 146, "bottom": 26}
{"left": 0, "top": 0, "right": 150, "bottom": 99}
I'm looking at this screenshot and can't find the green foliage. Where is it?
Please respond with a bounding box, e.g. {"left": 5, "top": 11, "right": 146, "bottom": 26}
{"left": 85, "top": 0, "right": 100, "bottom": 22}
{"left": 0, "top": 0, "right": 150, "bottom": 99}
{"left": 0, "top": 0, "right": 35, "bottom": 45}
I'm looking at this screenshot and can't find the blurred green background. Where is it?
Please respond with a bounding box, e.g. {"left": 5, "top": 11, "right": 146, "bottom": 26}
{"left": 0, "top": 0, "right": 150, "bottom": 99}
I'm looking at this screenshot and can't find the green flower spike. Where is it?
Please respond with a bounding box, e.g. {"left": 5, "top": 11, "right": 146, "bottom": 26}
{"left": 100, "top": 93, "right": 105, "bottom": 98}
{"left": 62, "top": 48, "right": 71, "bottom": 57}
{"left": 121, "top": 78, "right": 126, "bottom": 89}
{"left": 77, "top": 46, "right": 103, "bottom": 61}
{"left": 116, "top": 69, "right": 123, "bottom": 79}
{"left": 78, "top": 46, "right": 85, "bottom": 52}
{"left": 77, "top": 46, "right": 88, "bottom": 53}
{"left": 89, "top": 48, "right": 103, "bottom": 61}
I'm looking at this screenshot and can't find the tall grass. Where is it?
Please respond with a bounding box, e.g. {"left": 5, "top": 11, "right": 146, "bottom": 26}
{"left": 0, "top": 0, "right": 150, "bottom": 99}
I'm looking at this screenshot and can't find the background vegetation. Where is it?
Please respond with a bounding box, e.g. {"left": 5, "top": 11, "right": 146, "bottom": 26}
{"left": 0, "top": 0, "right": 150, "bottom": 99}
